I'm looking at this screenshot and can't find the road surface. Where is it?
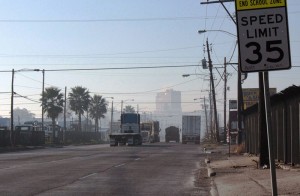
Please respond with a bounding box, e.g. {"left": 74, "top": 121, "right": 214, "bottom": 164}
{"left": 0, "top": 143, "right": 209, "bottom": 195}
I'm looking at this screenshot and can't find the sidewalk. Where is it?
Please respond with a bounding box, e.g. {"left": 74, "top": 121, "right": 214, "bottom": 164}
{"left": 204, "top": 145, "right": 300, "bottom": 196}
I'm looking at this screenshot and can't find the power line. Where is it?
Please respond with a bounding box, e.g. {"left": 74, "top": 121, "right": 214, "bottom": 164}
{"left": 0, "top": 16, "right": 231, "bottom": 23}
{"left": 0, "top": 46, "right": 201, "bottom": 57}
{"left": 0, "top": 64, "right": 199, "bottom": 73}
{"left": 14, "top": 92, "right": 41, "bottom": 103}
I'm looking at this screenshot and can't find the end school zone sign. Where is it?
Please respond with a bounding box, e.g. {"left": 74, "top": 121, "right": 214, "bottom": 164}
{"left": 235, "top": 0, "right": 291, "bottom": 72}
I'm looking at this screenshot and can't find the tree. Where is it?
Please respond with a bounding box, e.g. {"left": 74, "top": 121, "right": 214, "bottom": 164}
{"left": 40, "top": 87, "right": 64, "bottom": 142}
{"left": 124, "top": 105, "right": 135, "bottom": 113}
{"left": 13, "top": 108, "right": 36, "bottom": 125}
{"left": 68, "top": 86, "right": 90, "bottom": 131}
{"left": 89, "top": 95, "right": 108, "bottom": 132}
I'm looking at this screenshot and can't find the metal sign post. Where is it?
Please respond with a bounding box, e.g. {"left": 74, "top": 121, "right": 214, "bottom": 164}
{"left": 262, "top": 71, "right": 277, "bottom": 196}
{"left": 235, "top": 1, "right": 291, "bottom": 195}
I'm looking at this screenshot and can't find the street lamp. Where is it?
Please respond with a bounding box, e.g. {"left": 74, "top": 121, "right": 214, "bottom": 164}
{"left": 182, "top": 73, "right": 208, "bottom": 78}
{"left": 198, "top": 29, "right": 237, "bottom": 38}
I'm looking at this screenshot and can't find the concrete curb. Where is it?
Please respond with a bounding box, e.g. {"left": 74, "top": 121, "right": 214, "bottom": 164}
{"left": 205, "top": 158, "right": 210, "bottom": 164}
{"left": 207, "top": 167, "right": 216, "bottom": 177}
{"left": 210, "top": 181, "right": 219, "bottom": 196}
{"left": 205, "top": 158, "right": 216, "bottom": 177}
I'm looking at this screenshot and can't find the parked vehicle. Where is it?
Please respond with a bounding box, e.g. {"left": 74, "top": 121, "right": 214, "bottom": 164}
{"left": 165, "top": 126, "right": 180, "bottom": 143}
{"left": 140, "top": 121, "right": 160, "bottom": 143}
{"left": 182, "top": 115, "right": 201, "bottom": 144}
{"left": 141, "top": 130, "right": 150, "bottom": 143}
{"left": 15, "top": 125, "right": 45, "bottom": 146}
{"left": 109, "top": 113, "right": 142, "bottom": 146}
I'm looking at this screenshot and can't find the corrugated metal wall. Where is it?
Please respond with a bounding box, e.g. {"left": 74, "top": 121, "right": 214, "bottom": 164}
{"left": 244, "top": 85, "right": 300, "bottom": 165}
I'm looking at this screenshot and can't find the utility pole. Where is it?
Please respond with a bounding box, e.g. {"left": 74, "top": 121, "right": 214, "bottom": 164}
{"left": 110, "top": 99, "right": 114, "bottom": 134}
{"left": 224, "top": 57, "right": 227, "bottom": 144}
{"left": 64, "top": 86, "right": 67, "bottom": 143}
{"left": 209, "top": 85, "right": 213, "bottom": 140}
{"left": 203, "top": 97, "right": 209, "bottom": 137}
{"left": 10, "top": 69, "right": 15, "bottom": 147}
{"left": 42, "top": 69, "right": 45, "bottom": 133}
{"left": 201, "top": 0, "right": 241, "bottom": 144}
{"left": 206, "top": 39, "right": 220, "bottom": 142}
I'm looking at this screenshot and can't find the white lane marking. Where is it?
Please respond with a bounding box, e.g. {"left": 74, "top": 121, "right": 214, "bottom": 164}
{"left": 114, "top": 163, "right": 126, "bottom": 168}
{"left": 135, "top": 158, "right": 141, "bottom": 161}
{"left": 79, "top": 173, "right": 97, "bottom": 180}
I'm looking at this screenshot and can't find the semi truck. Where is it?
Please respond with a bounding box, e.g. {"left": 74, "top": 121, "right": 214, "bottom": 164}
{"left": 140, "top": 121, "right": 160, "bottom": 143}
{"left": 165, "top": 126, "right": 180, "bottom": 143}
{"left": 109, "top": 113, "right": 142, "bottom": 146}
{"left": 182, "top": 115, "right": 201, "bottom": 144}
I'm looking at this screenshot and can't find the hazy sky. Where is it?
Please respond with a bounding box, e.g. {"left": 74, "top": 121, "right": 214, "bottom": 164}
{"left": 0, "top": 0, "right": 299, "bottom": 119}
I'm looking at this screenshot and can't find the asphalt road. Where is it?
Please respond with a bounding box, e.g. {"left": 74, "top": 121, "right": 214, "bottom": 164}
{"left": 0, "top": 143, "right": 209, "bottom": 196}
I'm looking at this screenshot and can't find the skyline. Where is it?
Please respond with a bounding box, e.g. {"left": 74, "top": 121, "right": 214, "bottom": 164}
{"left": 0, "top": 0, "right": 299, "bottom": 120}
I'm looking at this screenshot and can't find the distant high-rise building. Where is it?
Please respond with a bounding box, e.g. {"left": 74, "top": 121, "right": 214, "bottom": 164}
{"left": 155, "top": 89, "right": 182, "bottom": 114}
{"left": 154, "top": 89, "right": 182, "bottom": 141}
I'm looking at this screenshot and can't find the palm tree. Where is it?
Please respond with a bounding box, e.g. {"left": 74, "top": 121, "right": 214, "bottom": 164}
{"left": 68, "top": 86, "right": 90, "bottom": 131}
{"left": 124, "top": 105, "right": 135, "bottom": 113}
{"left": 40, "top": 87, "right": 64, "bottom": 142}
{"left": 89, "top": 95, "right": 108, "bottom": 132}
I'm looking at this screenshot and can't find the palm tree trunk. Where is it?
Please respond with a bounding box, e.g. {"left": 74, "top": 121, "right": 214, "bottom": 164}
{"left": 79, "top": 113, "right": 82, "bottom": 132}
{"left": 99, "top": 118, "right": 101, "bottom": 132}
{"left": 52, "top": 117, "right": 56, "bottom": 144}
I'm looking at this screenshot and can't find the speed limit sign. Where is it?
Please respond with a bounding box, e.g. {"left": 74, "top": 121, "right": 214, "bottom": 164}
{"left": 235, "top": 0, "right": 291, "bottom": 72}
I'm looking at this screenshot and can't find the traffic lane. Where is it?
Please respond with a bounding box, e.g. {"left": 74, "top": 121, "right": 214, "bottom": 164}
{"left": 0, "top": 144, "right": 110, "bottom": 169}
{"left": 0, "top": 144, "right": 151, "bottom": 195}
{"left": 38, "top": 143, "right": 203, "bottom": 196}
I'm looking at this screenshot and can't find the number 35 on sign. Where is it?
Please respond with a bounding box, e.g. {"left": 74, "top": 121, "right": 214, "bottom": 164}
{"left": 235, "top": 0, "right": 291, "bottom": 72}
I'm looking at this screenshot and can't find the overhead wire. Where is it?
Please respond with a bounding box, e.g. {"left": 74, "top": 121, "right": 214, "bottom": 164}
{"left": 0, "top": 16, "right": 232, "bottom": 23}
{"left": 0, "top": 64, "right": 199, "bottom": 73}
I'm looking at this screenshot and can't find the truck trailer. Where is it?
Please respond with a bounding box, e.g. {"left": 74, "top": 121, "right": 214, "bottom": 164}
{"left": 140, "top": 121, "right": 160, "bottom": 143}
{"left": 109, "top": 113, "right": 142, "bottom": 146}
{"left": 165, "top": 126, "right": 180, "bottom": 143}
{"left": 182, "top": 115, "right": 201, "bottom": 144}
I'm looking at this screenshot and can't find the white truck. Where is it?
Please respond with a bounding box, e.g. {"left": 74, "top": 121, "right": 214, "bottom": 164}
{"left": 182, "top": 115, "right": 201, "bottom": 144}
{"left": 109, "top": 113, "right": 142, "bottom": 146}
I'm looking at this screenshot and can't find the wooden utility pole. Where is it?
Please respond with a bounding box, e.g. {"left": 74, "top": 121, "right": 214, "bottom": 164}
{"left": 203, "top": 97, "right": 209, "bottom": 137}
{"left": 224, "top": 57, "right": 227, "bottom": 143}
{"left": 64, "top": 86, "right": 67, "bottom": 143}
{"left": 110, "top": 100, "right": 114, "bottom": 134}
{"left": 10, "top": 69, "right": 15, "bottom": 147}
{"left": 206, "top": 39, "right": 219, "bottom": 142}
{"left": 42, "top": 69, "right": 45, "bottom": 133}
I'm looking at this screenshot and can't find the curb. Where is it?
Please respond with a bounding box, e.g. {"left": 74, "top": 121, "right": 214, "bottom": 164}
{"left": 207, "top": 167, "right": 216, "bottom": 177}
